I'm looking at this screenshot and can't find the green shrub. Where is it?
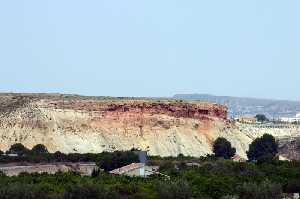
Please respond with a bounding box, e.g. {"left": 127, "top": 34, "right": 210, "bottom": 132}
{"left": 0, "top": 183, "right": 54, "bottom": 199}
{"left": 202, "top": 177, "right": 234, "bottom": 199}
{"left": 7, "top": 143, "right": 30, "bottom": 155}
{"left": 255, "top": 114, "right": 268, "bottom": 122}
{"left": 31, "top": 144, "right": 49, "bottom": 154}
{"left": 64, "top": 183, "right": 117, "bottom": 199}
{"left": 156, "top": 179, "right": 192, "bottom": 199}
{"left": 237, "top": 180, "right": 282, "bottom": 199}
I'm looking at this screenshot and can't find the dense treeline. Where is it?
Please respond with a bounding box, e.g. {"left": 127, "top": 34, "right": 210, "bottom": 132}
{"left": 0, "top": 143, "right": 100, "bottom": 163}
{"left": 0, "top": 144, "right": 138, "bottom": 167}
{"left": 0, "top": 133, "right": 279, "bottom": 164}
{"left": 0, "top": 151, "right": 101, "bottom": 163}
{"left": 0, "top": 134, "right": 299, "bottom": 198}
{"left": 0, "top": 158, "right": 299, "bottom": 199}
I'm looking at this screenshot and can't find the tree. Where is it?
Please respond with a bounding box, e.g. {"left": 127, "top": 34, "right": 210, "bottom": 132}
{"left": 247, "top": 134, "right": 278, "bottom": 161}
{"left": 213, "top": 137, "right": 236, "bottom": 159}
{"left": 31, "top": 144, "right": 49, "bottom": 153}
{"left": 255, "top": 114, "right": 268, "bottom": 122}
{"left": 7, "top": 143, "right": 29, "bottom": 155}
{"left": 54, "top": 151, "right": 67, "bottom": 162}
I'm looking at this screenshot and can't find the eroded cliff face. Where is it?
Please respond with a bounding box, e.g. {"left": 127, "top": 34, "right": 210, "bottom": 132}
{"left": 1, "top": 93, "right": 298, "bottom": 159}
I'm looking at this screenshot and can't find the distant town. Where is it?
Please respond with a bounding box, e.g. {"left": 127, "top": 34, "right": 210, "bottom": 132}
{"left": 236, "top": 112, "right": 300, "bottom": 124}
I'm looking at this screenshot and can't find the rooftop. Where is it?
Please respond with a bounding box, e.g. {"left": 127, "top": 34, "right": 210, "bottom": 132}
{"left": 109, "top": 163, "right": 145, "bottom": 175}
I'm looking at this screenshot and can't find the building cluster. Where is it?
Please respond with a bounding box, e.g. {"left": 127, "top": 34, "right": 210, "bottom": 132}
{"left": 235, "top": 115, "right": 258, "bottom": 124}
{"left": 235, "top": 112, "right": 300, "bottom": 124}
{"left": 280, "top": 112, "right": 300, "bottom": 123}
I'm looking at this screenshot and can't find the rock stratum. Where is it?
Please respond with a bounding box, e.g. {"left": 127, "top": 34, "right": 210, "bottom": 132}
{"left": 0, "top": 93, "right": 299, "bottom": 159}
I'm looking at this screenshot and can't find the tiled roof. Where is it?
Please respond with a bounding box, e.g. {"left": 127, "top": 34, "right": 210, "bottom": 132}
{"left": 109, "top": 163, "right": 144, "bottom": 175}
{"left": 232, "top": 155, "right": 246, "bottom": 162}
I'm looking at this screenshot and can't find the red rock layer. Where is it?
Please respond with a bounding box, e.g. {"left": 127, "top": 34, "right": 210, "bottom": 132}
{"left": 47, "top": 100, "right": 228, "bottom": 120}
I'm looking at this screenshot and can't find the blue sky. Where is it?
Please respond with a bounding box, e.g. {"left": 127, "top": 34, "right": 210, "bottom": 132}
{"left": 0, "top": 1, "right": 299, "bottom": 100}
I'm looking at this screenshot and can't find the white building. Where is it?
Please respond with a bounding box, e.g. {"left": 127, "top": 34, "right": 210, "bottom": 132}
{"left": 280, "top": 113, "right": 300, "bottom": 123}
{"left": 109, "top": 163, "right": 159, "bottom": 177}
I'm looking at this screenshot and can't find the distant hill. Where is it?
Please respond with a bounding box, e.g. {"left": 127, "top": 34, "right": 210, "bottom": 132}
{"left": 173, "top": 94, "right": 300, "bottom": 118}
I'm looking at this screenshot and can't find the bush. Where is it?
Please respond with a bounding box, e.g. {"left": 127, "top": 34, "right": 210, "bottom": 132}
{"left": 156, "top": 179, "right": 192, "bottom": 199}
{"left": 202, "top": 177, "right": 234, "bottom": 199}
{"left": 0, "top": 183, "right": 55, "bottom": 199}
{"left": 213, "top": 137, "right": 236, "bottom": 159}
{"left": 255, "top": 114, "right": 268, "bottom": 122}
{"left": 237, "top": 180, "right": 282, "bottom": 199}
{"left": 64, "top": 183, "right": 117, "bottom": 199}
{"left": 31, "top": 144, "right": 49, "bottom": 154}
{"left": 7, "top": 143, "right": 30, "bottom": 155}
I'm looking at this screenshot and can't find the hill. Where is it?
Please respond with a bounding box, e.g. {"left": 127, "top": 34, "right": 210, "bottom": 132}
{"left": 0, "top": 93, "right": 237, "bottom": 157}
{"left": 0, "top": 93, "right": 299, "bottom": 160}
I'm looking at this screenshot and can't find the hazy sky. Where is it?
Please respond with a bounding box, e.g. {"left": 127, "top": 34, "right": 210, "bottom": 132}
{"left": 0, "top": 1, "right": 299, "bottom": 100}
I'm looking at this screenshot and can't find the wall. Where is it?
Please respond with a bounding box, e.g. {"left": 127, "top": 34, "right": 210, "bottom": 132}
{"left": 0, "top": 163, "right": 97, "bottom": 176}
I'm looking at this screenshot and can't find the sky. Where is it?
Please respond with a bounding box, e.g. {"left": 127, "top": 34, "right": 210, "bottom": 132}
{"left": 0, "top": 1, "right": 299, "bottom": 100}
